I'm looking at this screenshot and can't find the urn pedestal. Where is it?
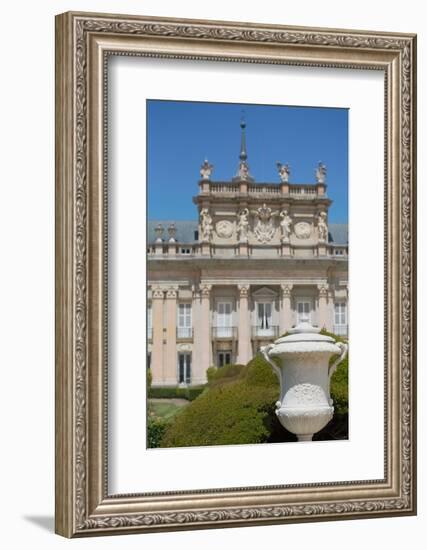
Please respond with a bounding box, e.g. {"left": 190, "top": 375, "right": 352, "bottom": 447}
{"left": 261, "top": 322, "right": 348, "bottom": 442}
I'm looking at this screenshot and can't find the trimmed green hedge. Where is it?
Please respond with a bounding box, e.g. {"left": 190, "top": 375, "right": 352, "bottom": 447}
{"left": 147, "top": 418, "right": 168, "bottom": 448}
{"left": 161, "top": 356, "right": 280, "bottom": 448}
{"left": 206, "top": 363, "right": 246, "bottom": 387}
{"left": 148, "top": 385, "right": 206, "bottom": 401}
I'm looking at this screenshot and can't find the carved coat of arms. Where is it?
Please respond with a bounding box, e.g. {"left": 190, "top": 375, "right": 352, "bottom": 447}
{"left": 251, "top": 204, "right": 278, "bottom": 244}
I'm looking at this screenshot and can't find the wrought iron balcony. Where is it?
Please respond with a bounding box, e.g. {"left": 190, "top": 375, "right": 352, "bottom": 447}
{"left": 251, "top": 325, "right": 280, "bottom": 339}
{"left": 212, "top": 326, "right": 238, "bottom": 339}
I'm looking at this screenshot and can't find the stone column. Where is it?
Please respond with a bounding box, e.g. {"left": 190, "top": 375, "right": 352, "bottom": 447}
{"left": 280, "top": 284, "right": 293, "bottom": 334}
{"left": 237, "top": 284, "right": 252, "bottom": 365}
{"left": 317, "top": 284, "right": 329, "bottom": 330}
{"left": 165, "top": 287, "right": 178, "bottom": 385}
{"left": 151, "top": 287, "right": 164, "bottom": 385}
{"left": 327, "top": 288, "right": 335, "bottom": 333}
{"left": 191, "top": 286, "right": 204, "bottom": 385}
{"left": 194, "top": 284, "right": 212, "bottom": 380}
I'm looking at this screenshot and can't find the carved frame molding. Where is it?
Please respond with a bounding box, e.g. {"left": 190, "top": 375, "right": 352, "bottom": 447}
{"left": 55, "top": 11, "right": 416, "bottom": 537}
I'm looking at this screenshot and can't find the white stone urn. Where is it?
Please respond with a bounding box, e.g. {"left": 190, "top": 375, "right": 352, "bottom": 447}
{"left": 260, "top": 322, "right": 348, "bottom": 442}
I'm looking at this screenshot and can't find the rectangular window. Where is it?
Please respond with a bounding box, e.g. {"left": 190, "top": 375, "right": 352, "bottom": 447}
{"left": 147, "top": 305, "right": 153, "bottom": 340}
{"left": 217, "top": 351, "right": 232, "bottom": 368}
{"left": 177, "top": 303, "right": 192, "bottom": 338}
{"left": 216, "top": 302, "right": 232, "bottom": 337}
{"left": 296, "top": 300, "right": 311, "bottom": 324}
{"left": 178, "top": 353, "right": 191, "bottom": 384}
{"left": 257, "top": 302, "right": 273, "bottom": 335}
{"left": 334, "top": 302, "right": 347, "bottom": 325}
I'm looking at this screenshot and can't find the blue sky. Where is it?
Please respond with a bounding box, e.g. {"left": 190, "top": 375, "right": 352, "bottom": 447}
{"left": 147, "top": 100, "right": 348, "bottom": 224}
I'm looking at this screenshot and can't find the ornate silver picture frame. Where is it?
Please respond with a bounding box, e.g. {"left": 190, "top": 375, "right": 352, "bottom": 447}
{"left": 55, "top": 11, "right": 416, "bottom": 537}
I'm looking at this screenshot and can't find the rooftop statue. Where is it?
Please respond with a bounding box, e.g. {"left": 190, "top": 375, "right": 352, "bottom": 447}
{"left": 236, "top": 161, "right": 250, "bottom": 181}
{"left": 200, "top": 159, "right": 214, "bottom": 181}
{"left": 316, "top": 161, "right": 327, "bottom": 184}
{"left": 276, "top": 162, "right": 291, "bottom": 183}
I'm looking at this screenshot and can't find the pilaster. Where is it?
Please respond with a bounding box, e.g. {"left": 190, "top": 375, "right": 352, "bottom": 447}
{"left": 317, "top": 284, "right": 330, "bottom": 331}
{"left": 151, "top": 287, "right": 164, "bottom": 385}
{"left": 165, "top": 287, "right": 178, "bottom": 385}
{"left": 237, "top": 284, "right": 251, "bottom": 365}
{"left": 280, "top": 283, "right": 293, "bottom": 334}
{"left": 193, "top": 284, "right": 212, "bottom": 382}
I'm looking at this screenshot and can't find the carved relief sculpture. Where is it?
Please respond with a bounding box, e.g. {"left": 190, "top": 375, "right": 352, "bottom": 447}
{"left": 199, "top": 208, "right": 213, "bottom": 242}
{"left": 215, "top": 219, "right": 234, "bottom": 239}
{"left": 251, "top": 203, "right": 279, "bottom": 244}
{"left": 279, "top": 210, "right": 293, "bottom": 242}
{"left": 294, "top": 221, "right": 312, "bottom": 239}
{"left": 236, "top": 208, "right": 249, "bottom": 243}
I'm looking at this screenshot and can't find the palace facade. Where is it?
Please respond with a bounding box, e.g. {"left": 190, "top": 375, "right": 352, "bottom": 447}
{"left": 147, "top": 121, "right": 348, "bottom": 387}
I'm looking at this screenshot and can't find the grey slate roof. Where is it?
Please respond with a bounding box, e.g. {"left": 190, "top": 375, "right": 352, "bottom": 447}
{"left": 328, "top": 224, "right": 348, "bottom": 245}
{"left": 148, "top": 220, "right": 199, "bottom": 245}
{"left": 148, "top": 220, "right": 348, "bottom": 245}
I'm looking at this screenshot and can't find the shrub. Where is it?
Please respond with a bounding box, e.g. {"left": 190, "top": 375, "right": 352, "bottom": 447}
{"left": 147, "top": 418, "right": 168, "bottom": 448}
{"left": 206, "top": 366, "right": 217, "bottom": 384}
{"left": 161, "top": 357, "right": 280, "bottom": 448}
{"left": 184, "top": 386, "right": 207, "bottom": 401}
{"left": 148, "top": 387, "right": 178, "bottom": 399}
{"left": 147, "top": 368, "right": 152, "bottom": 389}
{"left": 148, "top": 385, "right": 206, "bottom": 401}
{"left": 207, "top": 363, "right": 246, "bottom": 387}
{"left": 245, "top": 355, "right": 279, "bottom": 387}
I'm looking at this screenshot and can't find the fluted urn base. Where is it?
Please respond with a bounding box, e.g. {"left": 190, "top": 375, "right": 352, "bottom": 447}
{"left": 276, "top": 405, "right": 334, "bottom": 441}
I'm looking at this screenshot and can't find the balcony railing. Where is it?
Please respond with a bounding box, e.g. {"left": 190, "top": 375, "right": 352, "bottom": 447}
{"left": 251, "top": 325, "right": 280, "bottom": 339}
{"left": 209, "top": 183, "right": 239, "bottom": 193}
{"left": 333, "top": 324, "right": 348, "bottom": 336}
{"left": 212, "top": 326, "right": 238, "bottom": 339}
{"left": 201, "top": 181, "right": 323, "bottom": 198}
{"left": 177, "top": 327, "right": 193, "bottom": 340}
{"left": 249, "top": 184, "right": 282, "bottom": 195}
{"left": 289, "top": 184, "right": 317, "bottom": 196}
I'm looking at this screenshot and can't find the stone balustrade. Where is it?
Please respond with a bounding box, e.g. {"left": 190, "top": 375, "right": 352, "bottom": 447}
{"left": 198, "top": 180, "right": 327, "bottom": 198}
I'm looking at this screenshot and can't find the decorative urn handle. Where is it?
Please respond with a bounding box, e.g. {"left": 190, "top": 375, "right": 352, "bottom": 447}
{"left": 260, "top": 344, "right": 283, "bottom": 408}
{"left": 327, "top": 341, "right": 348, "bottom": 405}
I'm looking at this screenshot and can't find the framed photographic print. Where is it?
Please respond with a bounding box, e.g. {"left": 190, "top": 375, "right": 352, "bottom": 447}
{"left": 55, "top": 11, "right": 417, "bottom": 537}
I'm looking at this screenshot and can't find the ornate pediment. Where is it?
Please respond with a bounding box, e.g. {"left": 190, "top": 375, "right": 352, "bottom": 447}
{"left": 252, "top": 287, "right": 278, "bottom": 299}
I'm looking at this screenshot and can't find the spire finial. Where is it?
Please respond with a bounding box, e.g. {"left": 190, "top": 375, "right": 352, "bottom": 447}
{"left": 232, "top": 112, "right": 254, "bottom": 182}
{"left": 239, "top": 111, "right": 247, "bottom": 161}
